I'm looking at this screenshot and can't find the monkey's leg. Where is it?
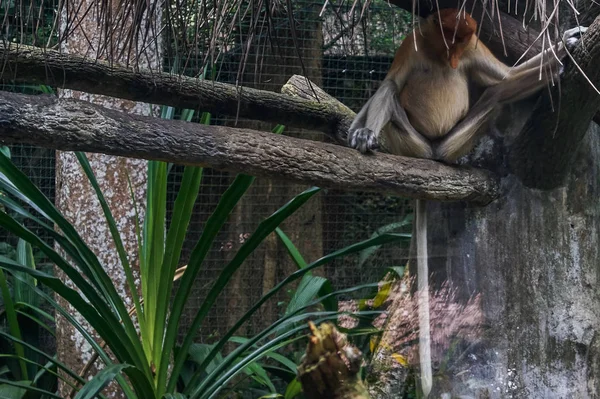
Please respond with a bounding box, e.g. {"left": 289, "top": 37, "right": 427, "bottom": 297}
{"left": 385, "top": 102, "right": 434, "bottom": 158}
{"left": 435, "top": 67, "right": 553, "bottom": 162}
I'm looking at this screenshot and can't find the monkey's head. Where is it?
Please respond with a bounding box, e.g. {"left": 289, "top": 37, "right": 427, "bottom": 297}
{"left": 428, "top": 9, "right": 477, "bottom": 69}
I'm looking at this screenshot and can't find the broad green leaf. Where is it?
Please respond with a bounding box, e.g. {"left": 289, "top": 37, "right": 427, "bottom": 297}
{"left": 0, "top": 268, "right": 28, "bottom": 380}
{"left": 0, "top": 332, "right": 84, "bottom": 385}
{"left": 0, "top": 256, "right": 145, "bottom": 395}
{"left": 39, "top": 85, "right": 55, "bottom": 94}
{"left": 187, "top": 344, "right": 223, "bottom": 375}
{"left": 0, "top": 379, "right": 61, "bottom": 399}
{"left": 14, "top": 240, "right": 37, "bottom": 307}
{"left": 284, "top": 379, "right": 302, "bottom": 399}
{"left": 227, "top": 337, "right": 296, "bottom": 374}
{"left": 153, "top": 166, "right": 202, "bottom": 365}
{"left": 161, "top": 106, "right": 175, "bottom": 120}
{"left": 285, "top": 275, "right": 328, "bottom": 315}
{"left": 183, "top": 109, "right": 198, "bottom": 122}
{"left": 198, "top": 313, "right": 347, "bottom": 399}
{"left": 358, "top": 215, "right": 413, "bottom": 268}
{"left": 262, "top": 353, "right": 297, "bottom": 375}
{"left": 0, "top": 381, "right": 29, "bottom": 399}
{"left": 15, "top": 302, "right": 54, "bottom": 325}
{"left": 0, "top": 355, "right": 64, "bottom": 396}
{"left": 143, "top": 160, "right": 167, "bottom": 350}
{"left": 0, "top": 154, "right": 144, "bottom": 368}
{"left": 275, "top": 228, "right": 307, "bottom": 269}
{"left": 194, "top": 303, "right": 380, "bottom": 399}
{"left": 31, "top": 360, "right": 59, "bottom": 395}
{"left": 272, "top": 125, "right": 285, "bottom": 135}
{"left": 0, "top": 278, "right": 142, "bottom": 398}
{"left": 244, "top": 363, "right": 276, "bottom": 393}
{"left": 15, "top": 308, "right": 55, "bottom": 337}
{"left": 74, "top": 364, "right": 129, "bottom": 399}
{"left": 276, "top": 229, "right": 336, "bottom": 312}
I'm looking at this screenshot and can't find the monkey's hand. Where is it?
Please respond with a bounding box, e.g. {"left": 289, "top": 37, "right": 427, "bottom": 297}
{"left": 558, "top": 26, "right": 588, "bottom": 75}
{"left": 563, "top": 26, "right": 588, "bottom": 52}
{"left": 348, "top": 128, "right": 380, "bottom": 153}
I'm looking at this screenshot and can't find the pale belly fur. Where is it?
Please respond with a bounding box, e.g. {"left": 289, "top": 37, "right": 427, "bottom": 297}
{"left": 399, "top": 68, "right": 470, "bottom": 140}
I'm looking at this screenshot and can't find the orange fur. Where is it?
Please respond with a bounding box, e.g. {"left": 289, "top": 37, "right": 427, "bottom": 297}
{"left": 383, "top": 10, "right": 480, "bottom": 142}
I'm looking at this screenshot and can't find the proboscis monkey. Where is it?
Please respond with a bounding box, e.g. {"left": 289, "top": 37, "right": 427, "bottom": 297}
{"left": 348, "top": 8, "right": 586, "bottom": 397}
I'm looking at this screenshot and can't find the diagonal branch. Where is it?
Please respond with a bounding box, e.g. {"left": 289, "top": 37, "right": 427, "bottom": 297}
{"left": 0, "top": 90, "right": 500, "bottom": 205}
{"left": 0, "top": 43, "right": 353, "bottom": 143}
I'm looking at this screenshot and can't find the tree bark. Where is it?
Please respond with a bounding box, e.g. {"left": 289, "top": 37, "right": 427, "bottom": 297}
{"left": 53, "top": 1, "right": 160, "bottom": 397}
{"left": 0, "top": 43, "right": 352, "bottom": 143}
{"left": 0, "top": 90, "right": 500, "bottom": 204}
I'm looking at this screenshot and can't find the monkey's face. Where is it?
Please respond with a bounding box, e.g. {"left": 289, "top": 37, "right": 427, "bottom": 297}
{"left": 428, "top": 8, "right": 477, "bottom": 68}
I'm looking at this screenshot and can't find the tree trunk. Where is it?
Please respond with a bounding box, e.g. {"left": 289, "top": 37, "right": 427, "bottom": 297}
{"left": 371, "top": 111, "right": 600, "bottom": 397}
{"left": 54, "top": 2, "right": 160, "bottom": 397}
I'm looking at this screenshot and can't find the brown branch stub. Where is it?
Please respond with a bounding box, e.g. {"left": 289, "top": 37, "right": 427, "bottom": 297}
{"left": 0, "top": 43, "right": 351, "bottom": 143}
{"left": 282, "top": 74, "right": 354, "bottom": 142}
{"left": 509, "top": 16, "right": 600, "bottom": 188}
{"left": 0, "top": 90, "right": 500, "bottom": 204}
{"left": 298, "top": 322, "right": 370, "bottom": 399}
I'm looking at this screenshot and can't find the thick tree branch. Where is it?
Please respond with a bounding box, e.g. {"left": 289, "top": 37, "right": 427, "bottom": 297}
{"left": 0, "top": 43, "right": 353, "bottom": 143}
{"left": 509, "top": 15, "right": 600, "bottom": 188}
{"left": 0, "top": 90, "right": 499, "bottom": 204}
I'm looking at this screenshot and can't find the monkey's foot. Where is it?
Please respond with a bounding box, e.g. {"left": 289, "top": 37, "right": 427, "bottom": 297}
{"left": 348, "top": 128, "right": 380, "bottom": 153}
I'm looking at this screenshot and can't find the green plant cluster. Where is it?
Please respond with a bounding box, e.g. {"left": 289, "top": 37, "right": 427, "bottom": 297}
{"left": 0, "top": 100, "right": 410, "bottom": 398}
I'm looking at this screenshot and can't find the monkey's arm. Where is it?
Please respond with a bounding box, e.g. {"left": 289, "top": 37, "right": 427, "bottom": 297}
{"left": 510, "top": 27, "right": 587, "bottom": 74}
{"left": 348, "top": 36, "right": 422, "bottom": 153}
{"left": 468, "top": 27, "right": 587, "bottom": 87}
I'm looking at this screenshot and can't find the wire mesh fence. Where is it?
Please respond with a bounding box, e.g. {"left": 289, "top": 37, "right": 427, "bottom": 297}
{"left": 0, "top": 0, "right": 413, "bottom": 341}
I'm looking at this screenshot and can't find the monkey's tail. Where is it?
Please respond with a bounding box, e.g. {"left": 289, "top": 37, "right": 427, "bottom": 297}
{"left": 416, "top": 198, "right": 432, "bottom": 397}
